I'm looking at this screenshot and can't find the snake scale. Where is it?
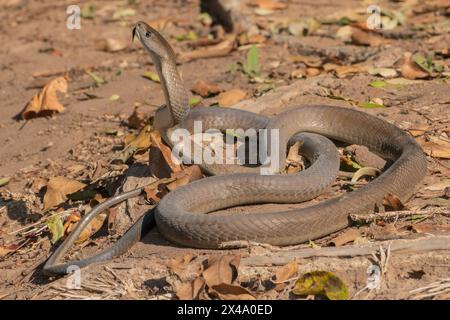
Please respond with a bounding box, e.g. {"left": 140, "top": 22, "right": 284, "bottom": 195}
{"left": 43, "top": 22, "right": 427, "bottom": 275}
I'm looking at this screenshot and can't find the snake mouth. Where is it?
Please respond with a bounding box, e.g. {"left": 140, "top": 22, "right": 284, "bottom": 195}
{"left": 131, "top": 24, "right": 137, "bottom": 42}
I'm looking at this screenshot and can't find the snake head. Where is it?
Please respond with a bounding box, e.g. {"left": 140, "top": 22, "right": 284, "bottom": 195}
{"left": 132, "top": 21, "right": 175, "bottom": 60}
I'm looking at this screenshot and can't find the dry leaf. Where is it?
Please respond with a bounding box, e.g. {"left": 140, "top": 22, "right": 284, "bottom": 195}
{"left": 254, "top": 0, "right": 287, "bottom": 10}
{"left": 306, "top": 68, "right": 321, "bottom": 76}
{"left": 203, "top": 254, "right": 240, "bottom": 288}
{"left": 425, "top": 180, "right": 450, "bottom": 191}
{"left": 273, "top": 259, "right": 298, "bottom": 291}
{"left": 407, "top": 124, "right": 430, "bottom": 137}
{"left": 76, "top": 212, "right": 107, "bottom": 244}
{"left": 21, "top": 76, "right": 68, "bottom": 119}
{"left": 288, "top": 55, "right": 322, "bottom": 67}
{"left": 178, "top": 37, "right": 235, "bottom": 63}
{"left": 191, "top": 80, "right": 221, "bottom": 97}
{"left": 292, "top": 271, "right": 349, "bottom": 300}
{"left": 150, "top": 129, "right": 182, "bottom": 173}
{"left": 127, "top": 107, "right": 147, "bottom": 129}
{"left": 400, "top": 54, "right": 430, "bottom": 80}
{"left": 177, "top": 277, "right": 206, "bottom": 300}
{"left": 210, "top": 283, "right": 256, "bottom": 300}
{"left": 218, "top": 89, "right": 247, "bottom": 107}
{"left": 43, "top": 176, "right": 86, "bottom": 210}
{"left": 330, "top": 228, "right": 362, "bottom": 246}
{"left": 0, "top": 244, "right": 20, "bottom": 257}
{"left": 97, "top": 38, "right": 127, "bottom": 52}
{"left": 63, "top": 211, "right": 81, "bottom": 235}
{"left": 349, "top": 27, "right": 386, "bottom": 46}
{"left": 382, "top": 193, "right": 405, "bottom": 211}
{"left": 416, "top": 136, "right": 450, "bottom": 159}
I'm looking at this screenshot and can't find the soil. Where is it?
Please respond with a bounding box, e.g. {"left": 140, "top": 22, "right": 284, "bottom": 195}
{"left": 0, "top": 0, "right": 449, "bottom": 300}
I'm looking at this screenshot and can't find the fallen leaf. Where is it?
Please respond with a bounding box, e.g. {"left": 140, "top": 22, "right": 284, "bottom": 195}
{"left": 76, "top": 212, "right": 107, "bottom": 244}
{"left": 0, "top": 244, "right": 20, "bottom": 257}
{"left": 97, "top": 38, "right": 128, "bottom": 52}
{"left": 400, "top": 53, "right": 430, "bottom": 80}
{"left": 127, "top": 107, "right": 147, "bottom": 129}
{"left": 109, "top": 94, "right": 120, "bottom": 101}
{"left": 210, "top": 283, "right": 256, "bottom": 300}
{"left": 85, "top": 70, "right": 105, "bottom": 85}
{"left": 46, "top": 215, "right": 64, "bottom": 244}
{"left": 189, "top": 96, "right": 202, "bottom": 107}
{"left": 203, "top": 255, "right": 240, "bottom": 288}
{"left": 191, "top": 81, "right": 221, "bottom": 97}
{"left": 407, "top": 124, "right": 430, "bottom": 137}
{"left": 43, "top": 176, "right": 86, "bottom": 210}
{"left": 292, "top": 271, "right": 349, "bottom": 300}
{"left": 416, "top": 136, "right": 450, "bottom": 159}
{"left": 112, "top": 8, "right": 135, "bottom": 19}
{"left": 273, "top": 259, "right": 298, "bottom": 291}
{"left": 63, "top": 211, "right": 81, "bottom": 235}
{"left": 0, "top": 177, "right": 10, "bottom": 187}
{"left": 351, "top": 167, "right": 381, "bottom": 183}
{"left": 288, "top": 19, "right": 321, "bottom": 37}
{"left": 218, "top": 89, "right": 247, "bottom": 107}
{"left": 177, "top": 277, "right": 206, "bottom": 300}
{"left": 340, "top": 156, "right": 362, "bottom": 172}
{"left": 178, "top": 37, "right": 235, "bottom": 63}
{"left": 143, "top": 71, "right": 160, "bottom": 83}
{"left": 254, "top": 0, "right": 287, "bottom": 10}
{"left": 330, "top": 228, "right": 362, "bottom": 246}
{"left": 425, "top": 180, "right": 450, "bottom": 191}
{"left": 289, "top": 55, "right": 322, "bottom": 68}
{"left": 383, "top": 193, "right": 405, "bottom": 211}
{"left": 150, "top": 129, "right": 182, "bottom": 173}
{"left": 358, "top": 102, "right": 385, "bottom": 109}
{"left": 367, "top": 67, "right": 398, "bottom": 78}
{"left": 21, "top": 76, "right": 68, "bottom": 120}
{"left": 349, "top": 27, "right": 386, "bottom": 46}
{"left": 243, "top": 45, "right": 261, "bottom": 78}
{"left": 113, "top": 125, "right": 152, "bottom": 163}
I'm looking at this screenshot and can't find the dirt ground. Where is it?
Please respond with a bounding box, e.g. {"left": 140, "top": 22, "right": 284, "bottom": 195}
{"left": 0, "top": 0, "right": 449, "bottom": 300}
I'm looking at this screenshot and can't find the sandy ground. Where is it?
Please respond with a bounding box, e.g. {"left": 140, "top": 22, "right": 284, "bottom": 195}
{"left": 0, "top": 0, "right": 449, "bottom": 300}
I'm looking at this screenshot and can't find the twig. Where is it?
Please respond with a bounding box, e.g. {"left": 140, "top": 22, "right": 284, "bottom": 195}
{"left": 349, "top": 206, "right": 450, "bottom": 224}
{"left": 241, "top": 235, "right": 450, "bottom": 267}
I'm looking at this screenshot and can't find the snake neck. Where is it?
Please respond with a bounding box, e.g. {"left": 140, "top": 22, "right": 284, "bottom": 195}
{"left": 154, "top": 55, "right": 189, "bottom": 125}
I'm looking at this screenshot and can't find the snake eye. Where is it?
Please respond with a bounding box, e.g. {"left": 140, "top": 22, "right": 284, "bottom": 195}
{"left": 145, "top": 31, "right": 151, "bottom": 38}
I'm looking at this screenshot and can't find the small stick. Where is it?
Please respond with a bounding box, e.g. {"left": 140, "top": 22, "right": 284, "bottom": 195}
{"left": 350, "top": 206, "right": 450, "bottom": 224}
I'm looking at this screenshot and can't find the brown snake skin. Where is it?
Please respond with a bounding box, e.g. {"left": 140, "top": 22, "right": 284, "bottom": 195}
{"left": 42, "top": 22, "right": 427, "bottom": 275}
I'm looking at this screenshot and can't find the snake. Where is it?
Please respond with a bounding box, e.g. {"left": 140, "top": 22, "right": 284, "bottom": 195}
{"left": 42, "top": 21, "right": 427, "bottom": 275}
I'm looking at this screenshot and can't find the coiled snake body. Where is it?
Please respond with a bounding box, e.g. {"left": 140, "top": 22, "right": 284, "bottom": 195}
{"left": 43, "top": 22, "right": 427, "bottom": 275}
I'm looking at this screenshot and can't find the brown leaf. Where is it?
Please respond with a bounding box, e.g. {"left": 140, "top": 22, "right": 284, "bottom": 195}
{"left": 150, "top": 129, "right": 182, "bottom": 174}
{"left": 169, "top": 253, "right": 196, "bottom": 274}
{"left": 76, "top": 212, "right": 107, "bottom": 244}
{"left": 349, "top": 27, "right": 386, "bottom": 46}
{"left": 210, "top": 283, "right": 256, "bottom": 300}
{"left": 176, "top": 277, "right": 206, "bottom": 300}
{"left": 400, "top": 54, "right": 430, "bottom": 80}
{"left": 178, "top": 37, "right": 235, "bottom": 63}
{"left": 43, "top": 176, "right": 86, "bottom": 210}
{"left": 273, "top": 259, "right": 298, "bottom": 291}
{"left": 191, "top": 80, "right": 221, "bottom": 97}
{"left": 289, "top": 55, "right": 322, "bottom": 67}
{"left": 330, "top": 228, "right": 362, "bottom": 246}
{"left": 127, "top": 107, "right": 147, "bottom": 129}
{"left": 21, "top": 76, "right": 68, "bottom": 119}
{"left": 408, "top": 124, "right": 430, "bottom": 137}
{"left": 416, "top": 136, "right": 450, "bottom": 159}
{"left": 63, "top": 211, "right": 81, "bottom": 235}
{"left": 203, "top": 254, "right": 240, "bottom": 288}
{"left": 218, "top": 89, "right": 247, "bottom": 107}
{"left": 0, "top": 244, "right": 20, "bottom": 257}
{"left": 254, "top": 0, "right": 287, "bottom": 10}
{"left": 306, "top": 68, "right": 321, "bottom": 76}
{"left": 383, "top": 193, "right": 405, "bottom": 211}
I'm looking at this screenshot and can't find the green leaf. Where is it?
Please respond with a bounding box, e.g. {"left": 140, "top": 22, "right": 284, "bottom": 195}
{"left": 109, "top": 94, "right": 120, "bottom": 101}
{"left": 340, "top": 156, "right": 361, "bottom": 172}
{"left": 0, "top": 177, "right": 10, "bottom": 187}
{"left": 67, "top": 189, "right": 97, "bottom": 201}
{"left": 81, "top": 4, "right": 96, "bottom": 19}
{"left": 143, "top": 71, "right": 160, "bottom": 83}
{"left": 243, "top": 45, "right": 261, "bottom": 77}
{"left": 369, "top": 80, "right": 387, "bottom": 88}
{"left": 189, "top": 96, "right": 201, "bottom": 107}
{"left": 359, "top": 102, "right": 385, "bottom": 109}
{"left": 413, "top": 54, "right": 433, "bottom": 74}
{"left": 46, "top": 216, "right": 64, "bottom": 244}
{"left": 85, "top": 70, "right": 105, "bottom": 85}
{"left": 292, "top": 271, "right": 349, "bottom": 300}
